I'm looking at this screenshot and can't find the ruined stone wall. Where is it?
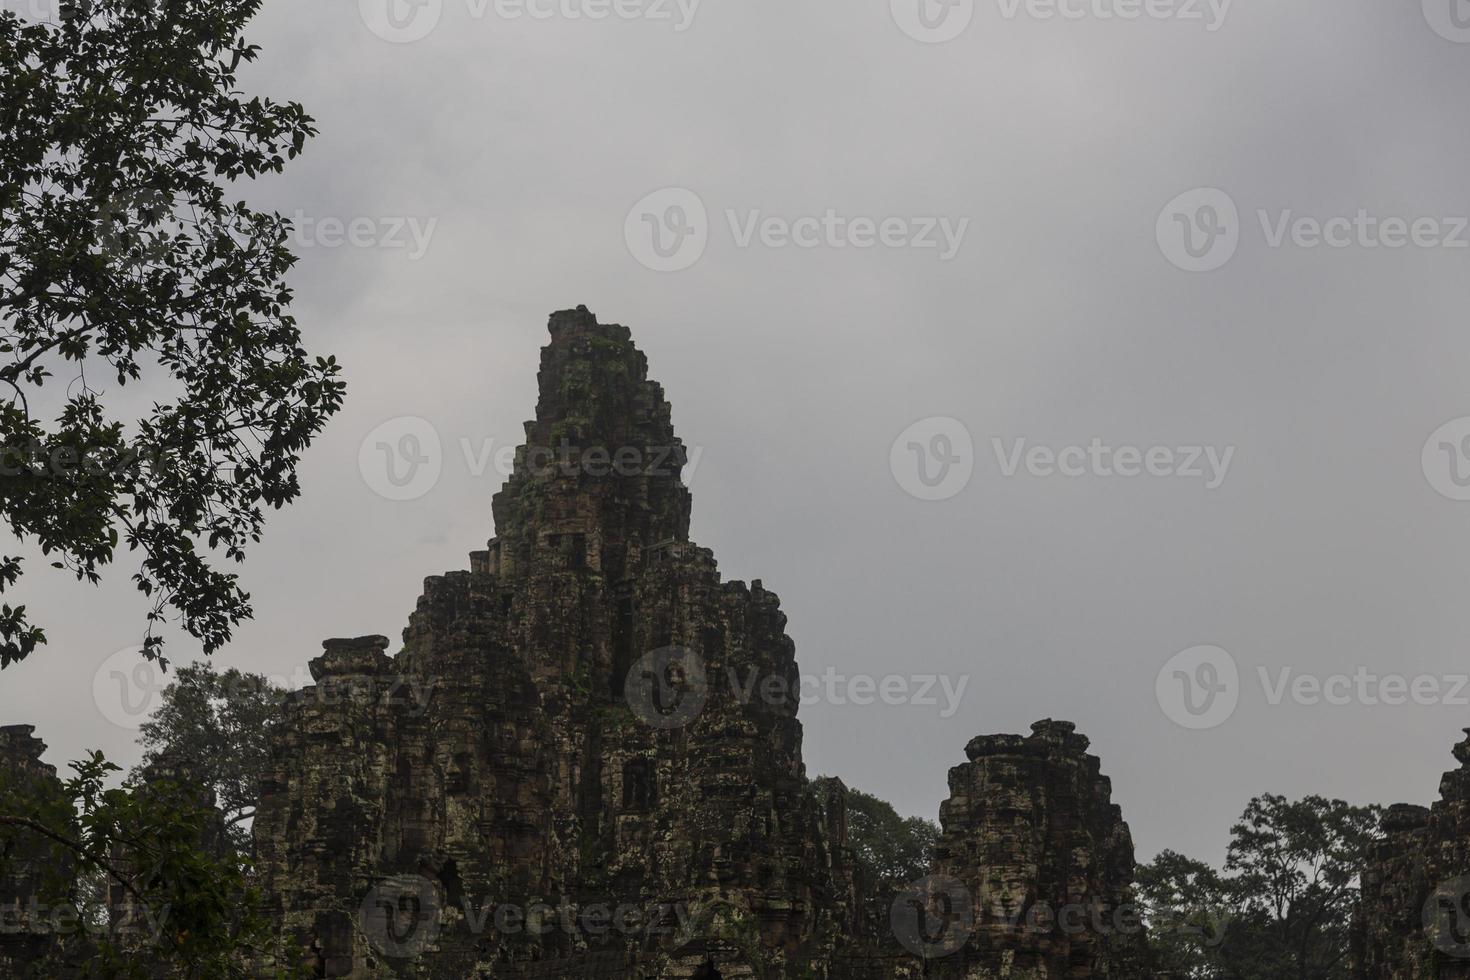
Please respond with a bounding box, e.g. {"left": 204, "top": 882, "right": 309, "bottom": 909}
{"left": 1353, "top": 730, "right": 1470, "bottom": 979}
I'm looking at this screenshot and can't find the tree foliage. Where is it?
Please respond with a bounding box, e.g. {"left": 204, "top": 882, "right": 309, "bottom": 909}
{"left": 811, "top": 777, "right": 938, "bottom": 888}
{"left": 1135, "top": 794, "right": 1382, "bottom": 980}
{"left": 0, "top": 751, "right": 296, "bottom": 978}
{"left": 131, "top": 661, "right": 285, "bottom": 855}
{"left": 1135, "top": 848, "right": 1234, "bottom": 977}
{"left": 0, "top": 0, "right": 344, "bottom": 667}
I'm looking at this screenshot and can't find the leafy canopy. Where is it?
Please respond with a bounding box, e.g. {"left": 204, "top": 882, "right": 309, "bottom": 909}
{"left": 132, "top": 660, "right": 285, "bottom": 855}
{"left": 811, "top": 777, "right": 938, "bottom": 889}
{"left": 1135, "top": 793, "right": 1383, "bottom": 980}
{"left": 0, "top": 751, "right": 298, "bottom": 978}
{"left": 0, "top": 0, "right": 344, "bottom": 667}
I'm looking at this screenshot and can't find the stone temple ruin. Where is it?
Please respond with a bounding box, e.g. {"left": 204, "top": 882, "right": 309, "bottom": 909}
{"left": 1351, "top": 729, "right": 1470, "bottom": 978}
{"left": 248, "top": 307, "right": 1144, "bottom": 978}
{"left": 7, "top": 308, "right": 1470, "bottom": 977}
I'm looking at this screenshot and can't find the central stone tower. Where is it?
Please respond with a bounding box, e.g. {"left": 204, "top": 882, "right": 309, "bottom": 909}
{"left": 254, "top": 307, "right": 863, "bottom": 978}
{"left": 252, "top": 307, "right": 1141, "bottom": 980}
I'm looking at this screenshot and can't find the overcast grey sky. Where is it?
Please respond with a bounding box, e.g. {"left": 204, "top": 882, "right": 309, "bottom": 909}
{"left": 4, "top": 0, "right": 1470, "bottom": 868}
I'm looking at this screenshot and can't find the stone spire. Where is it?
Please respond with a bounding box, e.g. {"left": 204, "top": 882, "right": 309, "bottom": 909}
{"left": 486, "top": 306, "right": 691, "bottom": 584}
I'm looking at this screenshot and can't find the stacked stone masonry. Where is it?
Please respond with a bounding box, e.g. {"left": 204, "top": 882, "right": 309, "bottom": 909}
{"left": 251, "top": 308, "right": 1145, "bottom": 978}
{"left": 1352, "top": 729, "right": 1470, "bottom": 979}
{"left": 2, "top": 309, "right": 1145, "bottom": 979}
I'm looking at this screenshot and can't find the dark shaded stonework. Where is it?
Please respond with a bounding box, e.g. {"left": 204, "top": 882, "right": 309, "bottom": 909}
{"left": 253, "top": 308, "right": 864, "bottom": 978}
{"left": 243, "top": 307, "right": 1144, "bottom": 978}
{"left": 0, "top": 309, "right": 1145, "bottom": 978}
{"left": 0, "top": 725, "right": 68, "bottom": 977}
{"left": 929, "top": 721, "right": 1144, "bottom": 979}
{"left": 1352, "top": 730, "right": 1470, "bottom": 979}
